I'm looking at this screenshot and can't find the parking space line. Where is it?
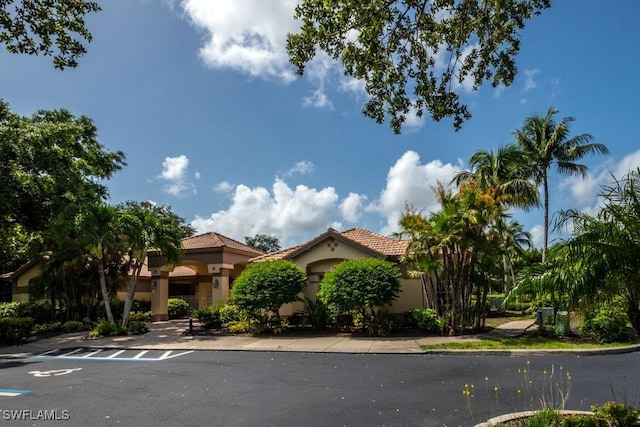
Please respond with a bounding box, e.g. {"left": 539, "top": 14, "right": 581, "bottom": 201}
{"left": 107, "top": 350, "right": 126, "bottom": 358}
{"left": 83, "top": 349, "right": 103, "bottom": 358}
{"left": 133, "top": 350, "right": 148, "bottom": 359}
{"left": 60, "top": 348, "right": 83, "bottom": 357}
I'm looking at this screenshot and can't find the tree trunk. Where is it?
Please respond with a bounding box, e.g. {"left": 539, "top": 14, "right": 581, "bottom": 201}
{"left": 122, "top": 254, "right": 145, "bottom": 327}
{"left": 542, "top": 172, "right": 549, "bottom": 263}
{"left": 97, "top": 253, "right": 114, "bottom": 323}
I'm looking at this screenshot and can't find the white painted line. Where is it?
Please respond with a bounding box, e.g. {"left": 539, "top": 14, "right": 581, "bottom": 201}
{"left": 60, "top": 348, "right": 83, "bottom": 357}
{"left": 0, "top": 389, "right": 30, "bottom": 397}
{"left": 133, "top": 350, "right": 149, "bottom": 359}
{"left": 107, "top": 350, "right": 126, "bottom": 359}
{"left": 83, "top": 349, "right": 103, "bottom": 358}
{"left": 159, "top": 350, "right": 194, "bottom": 360}
{"left": 40, "top": 349, "right": 59, "bottom": 356}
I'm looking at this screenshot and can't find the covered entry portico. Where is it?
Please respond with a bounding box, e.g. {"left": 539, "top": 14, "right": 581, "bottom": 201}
{"left": 147, "top": 232, "right": 264, "bottom": 321}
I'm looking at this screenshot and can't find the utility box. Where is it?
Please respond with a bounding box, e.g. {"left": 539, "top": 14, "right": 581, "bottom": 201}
{"left": 537, "top": 306, "right": 555, "bottom": 326}
{"left": 556, "top": 310, "right": 570, "bottom": 336}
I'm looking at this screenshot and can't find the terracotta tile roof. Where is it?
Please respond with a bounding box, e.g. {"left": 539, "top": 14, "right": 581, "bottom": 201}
{"left": 251, "top": 228, "right": 409, "bottom": 262}
{"left": 137, "top": 263, "right": 198, "bottom": 278}
{"left": 340, "top": 228, "right": 410, "bottom": 256}
{"left": 250, "top": 244, "right": 304, "bottom": 262}
{"left": 181, "top": 232, "right": 264, "bottom": 255}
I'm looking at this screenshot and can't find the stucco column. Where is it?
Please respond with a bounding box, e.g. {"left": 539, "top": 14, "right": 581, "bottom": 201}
{"left": 150, "top": 272, "right": 169, "bottom": 321}
{"left": 198, "top": 281, "right": 212, "bottom": 309}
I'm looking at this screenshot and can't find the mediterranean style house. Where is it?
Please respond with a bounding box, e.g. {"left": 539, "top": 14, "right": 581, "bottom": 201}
{"left": 5, "top": 228, "right": 426, "bottom": 320}
{"left": 248, "top": 227, "right": 423, "bottom": 316}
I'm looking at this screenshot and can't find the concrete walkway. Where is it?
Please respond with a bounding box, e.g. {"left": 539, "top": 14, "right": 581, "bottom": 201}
{"left": 3, "top": 317, "right": 640, "bottom": 356}
{"left": 0, "top": 318, "right": 541, "bottom": 355}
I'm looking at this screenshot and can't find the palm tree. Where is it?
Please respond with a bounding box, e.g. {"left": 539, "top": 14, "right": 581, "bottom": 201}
{"left": 453, "top": 145, "right": 536, "bottom": 292}
{"left": 452, "top": 144, "right": 539, "bottom": 211}
{"left": 514, "top": 107, "right": 608, "bottom": 262}
{"left": 118, "top": 201, "right": 192, "bottom": 326}
{"left": 77, "top": 203, "right": 122, "bottom": 324}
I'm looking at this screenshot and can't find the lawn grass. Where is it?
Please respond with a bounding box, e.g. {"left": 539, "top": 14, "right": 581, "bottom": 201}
{"left": 420, "top": 336, "right": 640, "bottom": 351}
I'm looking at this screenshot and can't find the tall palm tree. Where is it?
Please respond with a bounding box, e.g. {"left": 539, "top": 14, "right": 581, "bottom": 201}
{"left": 118, "top": 201, "right": 192, "bottom": 326}
{"left": 452, "top": 144, "right": 539, "bottom": 211}
{"left": 514, "top": 107, "right": 608, "bottom": 262}
{"left": 453, "top": 145, "right": 536, "bottom": 292}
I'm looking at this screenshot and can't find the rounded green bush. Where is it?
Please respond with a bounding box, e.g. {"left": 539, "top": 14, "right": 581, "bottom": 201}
{"left": 167, "top": 298, "right": 192, "bottom": 319}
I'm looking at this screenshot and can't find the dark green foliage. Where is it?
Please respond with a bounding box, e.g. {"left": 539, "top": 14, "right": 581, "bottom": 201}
{"left": 244, "top": 234, "right": 281, "bottom": 253}
{"left": 0, "top": 317, "right": 33, "bottom": 345}
{"left": 61, "top": 321, "right": 85, "bottom": 333}
{"left": 559, "top": 414, "right": 599, "bottom": 427}
{"left": 89, "top": 320, "right": 126, "bottom": 337}
{"left": 194, "top": 303, "right": 225, "bottom": 329}
{"left": 318, "top": 258, "right": 401, "bottom": 314}
{"left": 299, "top": 297, "right": 330, "bottom": 330}
{"left": 167, "top": 298, "right": 192, "bottom": 319}
{"left": 0, "top": 0, "right": 101, "bottom": 69}
{"left": 592, "top": 402, "right": 640, "bottom": 426}
{"left": 363, "top": 309, "right": 397, "bottom": 336}
{"left": 405, "top": 308, "right": 442, "bottom": 333}
{"left": 219, "top": 304, "right": 242, "bottom": 324}
{"left": 231, "top": 260, "right": 307, "bottom": 317}
{"left": 288, "top": 0, "right": 550, "bottom": 133}
{"left": 0, "top": 302, "right": 48, "bottom": 323}
{"left": 127, "top": 311, "right": 152, "bottom": 323}
{"left": 579, "top": 300, "right": 629, "bottom": 344}
{"left": 127, "top": 321, "right": 148, "bottom": 335}
{"left": 33, "top": 322, "right": 62, "bottom": 334}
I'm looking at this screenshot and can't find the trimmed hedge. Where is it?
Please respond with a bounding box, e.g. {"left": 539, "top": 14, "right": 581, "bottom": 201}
{"left": 0, "top": 317, "right": 34, "bottom": 345}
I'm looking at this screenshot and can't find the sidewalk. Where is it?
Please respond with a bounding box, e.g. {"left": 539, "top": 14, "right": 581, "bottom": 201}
{"left": 1, "top": 318, "right": 540, "bottom": 355}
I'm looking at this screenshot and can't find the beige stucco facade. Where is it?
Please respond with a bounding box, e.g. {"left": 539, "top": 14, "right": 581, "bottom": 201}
{"left": 254, "top": 228, "right": 425, "bottom": 317}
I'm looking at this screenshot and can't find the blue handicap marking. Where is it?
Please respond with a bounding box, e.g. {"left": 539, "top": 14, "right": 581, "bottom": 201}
{"left": 0, "top": 389, "right": 31, "bottom": 397}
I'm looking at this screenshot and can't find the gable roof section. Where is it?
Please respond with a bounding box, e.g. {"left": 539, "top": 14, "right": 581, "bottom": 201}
{"left": 181, "top": 232, "right": 264, "bottom": 256}
{"left": 251, "top": 228, "right": 410, "bottom": 262}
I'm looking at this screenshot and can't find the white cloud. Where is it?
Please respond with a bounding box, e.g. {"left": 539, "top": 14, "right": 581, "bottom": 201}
{"left": 284, "top": 160, "right": 314, "bottom": 177}
{"left": 214, "top": 181, "right": 234, "bottom": 193}
{"left": 403, "top": 103, "right": 425, "bottom": 131}
{"left": 303, "top": 89, "right": 332, "bottom": 109}
{"left": 530, "top": 224, "right": 544, "bottom": 248}
{"left": 191, "top": 178, "right": 339, "bottom": 245}
{"left": 158, "top": 155, "right": 196, "bottom": 197}
{"left": 180, "top": 0, "right": 300, "bottom": 83}
{"left": 340, "top": 193, "right": 367, "bottom": 223}
{"left": 524, "top": 69, "right": 539, "bottom": 91}
{"left": 367, "top": 151, "right": 461, "bottom": 235}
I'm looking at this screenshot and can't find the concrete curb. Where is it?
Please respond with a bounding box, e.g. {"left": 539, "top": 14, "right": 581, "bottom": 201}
{"left": 474, "top": 410, "right": 594, "bottom": 427}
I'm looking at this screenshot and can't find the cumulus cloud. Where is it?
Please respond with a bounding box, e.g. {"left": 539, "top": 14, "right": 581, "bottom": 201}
{"left": 367, "top": 151, "right": 461, "bottom": 235}
{"left": 284, "top": 160, "right": 314, "bottom": 177}
{"left": 524, "top": 69, "right": 540, "bottom": 91}
{"left": 158, "top": 155, "right": 197, "bottom": 197}
{"left": 529, "top": 224, "right": 544, "bottom": 248}
{"left": 340, "top": 193, "right": 367, "bottom": 223}
{"left": 191, "top": 178, "right": 339, "bottom": 245}
{"left": 181, "top": 0, "right": 300, "bottom": 82}
{"left": 214, "top": 181, "right": 234, "bottom": 193}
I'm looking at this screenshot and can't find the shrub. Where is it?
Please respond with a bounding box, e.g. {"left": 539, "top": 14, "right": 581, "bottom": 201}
{"left": 231, "top": 260, "right": 307, "bottom": 317}
{"left": 0, "top": 317, "right": 34, "bottom": 345}
{"left": 579, "top": 299, "right": 629, "bottom": 343}
{"left": 220, "top": 304, "right": 242, "bottom": 323}
{"left": 194, "top": 303, "right": 225, "bottom": 329}
{"left": 33, "top": 322, "right": 62, "bottom": 334}
{"left": 90, "top": 320, "right": 127, "bottom": 337}
{"left": 227, "top": 313, "right": 264, "bottom": 334}
{"left": 592, "top": 401, "right": 640, "bottom": 426}
{"left": 0, "top": 302, "right": 49, "bottom": 323}
{"left": 298, "top": 297, "right": 330, "bottom": 330}
{"left": 131, "top": 300, "right": 151, "bottom": 312}
{"left": 128, "top": 311, "right": 152, "bottom": 322}
{"left": 405, "top": 308, "right": 442, "bottom": 333}
{"left": 167, "top": 298, "right": 192, "bottom": 319}
{"left": 364, "top": 309, "right": 397, "bottom": 336}
{"left": 61, "top": 321, "right": 86, "bottom": 333}
{"left": 127, "top": 321, "right": 148, "bottom": 335}
{"left": 318, "top": 258, "right": 401, "bottom": 315}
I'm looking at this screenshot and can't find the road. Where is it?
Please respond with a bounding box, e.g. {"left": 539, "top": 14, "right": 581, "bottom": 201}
{"left": 1, "top": 349, "right": 638, "bottom": 426}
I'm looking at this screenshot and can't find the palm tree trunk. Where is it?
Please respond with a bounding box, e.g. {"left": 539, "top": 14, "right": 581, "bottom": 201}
{"left": 97, "top": 257, "right": 114, "bottom": 323}
{"left": 543, "top": 172, "right": 549, "bottom": 263}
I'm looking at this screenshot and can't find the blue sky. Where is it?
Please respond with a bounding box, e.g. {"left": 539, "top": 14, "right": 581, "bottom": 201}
{"left": 1, "top": 1, "right": 639, "bottom": 247}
